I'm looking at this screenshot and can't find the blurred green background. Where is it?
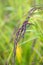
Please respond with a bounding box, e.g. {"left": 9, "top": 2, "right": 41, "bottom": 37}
{"left": 0, "top": 0, "right": 43, "bottom": 65}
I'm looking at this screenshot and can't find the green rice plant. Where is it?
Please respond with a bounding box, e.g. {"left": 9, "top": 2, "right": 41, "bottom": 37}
{"left": 0, "top": 0, "right": 43, "bottom": 65}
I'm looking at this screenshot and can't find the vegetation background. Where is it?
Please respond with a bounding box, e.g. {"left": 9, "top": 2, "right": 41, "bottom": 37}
{"left": 0, "top": 0, "right": 43, "bottom": 65}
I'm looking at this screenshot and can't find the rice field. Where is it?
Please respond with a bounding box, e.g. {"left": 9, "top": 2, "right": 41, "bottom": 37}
{"left": 0, "top": 0, "right": 43, "bottom": 65}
